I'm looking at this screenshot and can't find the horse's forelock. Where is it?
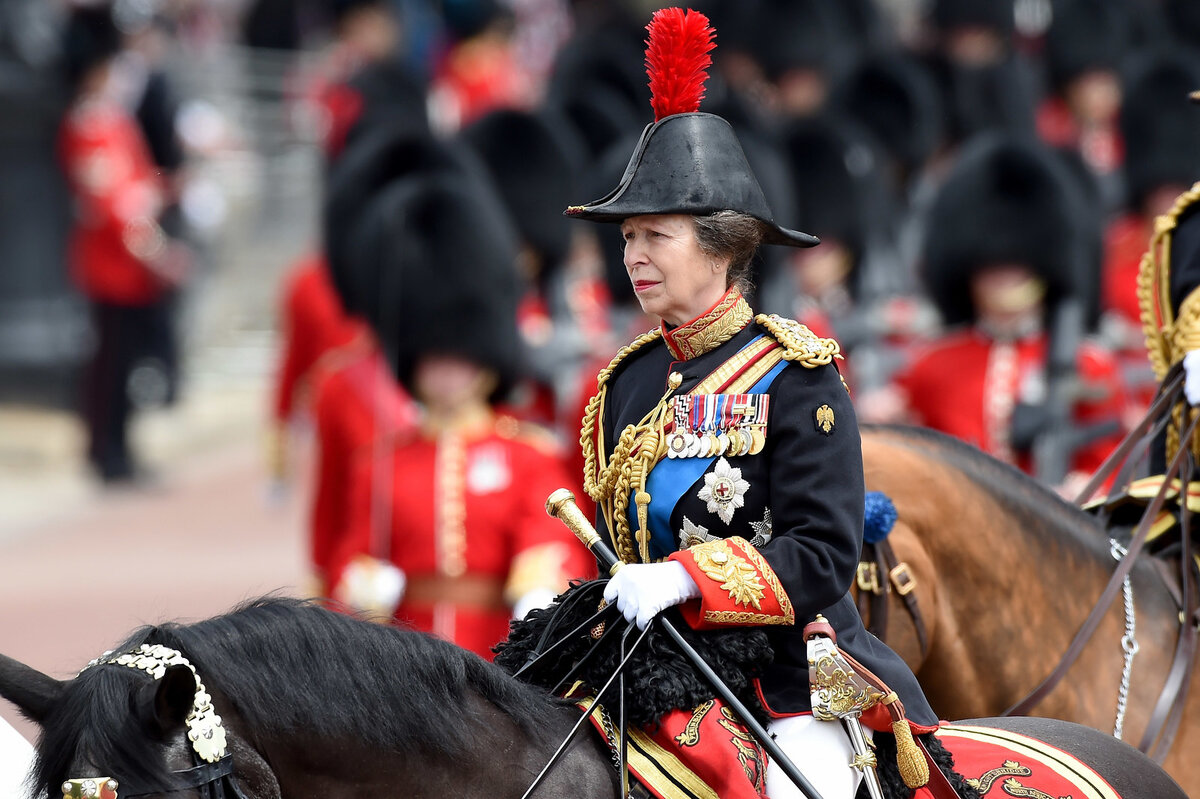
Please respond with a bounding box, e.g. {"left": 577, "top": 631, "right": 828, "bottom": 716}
{"left": 34, "top": 659, "right": 179, "bottom": 799}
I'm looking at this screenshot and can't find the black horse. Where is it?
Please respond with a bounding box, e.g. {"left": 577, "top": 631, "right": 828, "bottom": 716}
{"left": 0, "top": 597, "right": 1187, "bottom": 799}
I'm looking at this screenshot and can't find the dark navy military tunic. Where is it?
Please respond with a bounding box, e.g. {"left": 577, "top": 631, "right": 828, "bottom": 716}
{"left": 597, "top": 319, "right": 938, "bottom": 725}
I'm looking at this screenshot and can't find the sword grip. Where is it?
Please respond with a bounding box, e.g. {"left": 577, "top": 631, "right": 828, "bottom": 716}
{"left": 545, "top": 488, "right": 623, "bottom": 575}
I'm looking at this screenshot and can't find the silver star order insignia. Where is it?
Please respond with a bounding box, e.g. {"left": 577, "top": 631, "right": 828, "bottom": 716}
{"left": 749, "top": 508, "right": 773, "bottom": 547}
{"left": 697, "top": 457, "right": 750, "bottom": 525}
{"left": 679, "top": 517, "right": 716, "bottom": 549}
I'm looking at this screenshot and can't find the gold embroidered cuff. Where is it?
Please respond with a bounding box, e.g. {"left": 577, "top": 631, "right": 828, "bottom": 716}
{"left": 671, "top": 536, "right": 795, "bottom": 627}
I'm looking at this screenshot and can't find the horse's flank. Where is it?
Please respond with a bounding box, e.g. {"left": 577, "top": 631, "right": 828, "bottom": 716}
{"left": 861, "top": 425, "right": 1197, "bottom": 794}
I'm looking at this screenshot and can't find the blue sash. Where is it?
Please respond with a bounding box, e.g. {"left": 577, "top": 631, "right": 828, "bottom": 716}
{"left": 628, "top": 344, "right": 789, "bottom": 561}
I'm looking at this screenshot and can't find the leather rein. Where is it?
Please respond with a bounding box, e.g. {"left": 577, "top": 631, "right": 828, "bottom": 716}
{"left": 1002, "top": 368, "right": 1200, "bottom": 761}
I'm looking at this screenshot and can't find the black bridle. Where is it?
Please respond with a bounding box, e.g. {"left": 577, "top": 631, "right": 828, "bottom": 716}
{"left": 114, "top": 752, "right": 250, "bottom": 799}
{"left": 70, "top": 644, "right": 257, "bottom": 799}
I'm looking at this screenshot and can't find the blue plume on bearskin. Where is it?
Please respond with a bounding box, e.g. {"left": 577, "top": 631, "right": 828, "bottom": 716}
{"left": 863, "top": 491, "right": 898, "bottom": 544}
{"left": 495, "top": 580, "right": 773, "bottom": 728}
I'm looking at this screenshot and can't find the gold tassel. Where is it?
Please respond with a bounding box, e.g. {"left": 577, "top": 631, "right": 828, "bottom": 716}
{"left": 891, "top": 718, "right": 929, "bottom": 789}
{"left": 635, "top": 491, "right": 652, "bottom": 540}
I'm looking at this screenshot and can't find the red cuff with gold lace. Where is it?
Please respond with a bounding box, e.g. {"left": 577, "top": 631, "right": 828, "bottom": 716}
{"left": 668, "top": 536, "right": 795, "bottom": 629}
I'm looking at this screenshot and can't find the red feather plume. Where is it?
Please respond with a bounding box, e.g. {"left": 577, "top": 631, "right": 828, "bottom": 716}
{"left": 645, "top": 7, "right": 716, "bottom": 122}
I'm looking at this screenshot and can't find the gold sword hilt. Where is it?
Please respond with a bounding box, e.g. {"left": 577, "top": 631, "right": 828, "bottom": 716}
{"left": 545, "top": 488, "right": 623, "bottom": 575}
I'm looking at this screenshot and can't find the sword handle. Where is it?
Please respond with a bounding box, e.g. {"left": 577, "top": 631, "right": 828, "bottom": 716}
{"left": 545, "top": 488, "right": 623, "bottom": 575}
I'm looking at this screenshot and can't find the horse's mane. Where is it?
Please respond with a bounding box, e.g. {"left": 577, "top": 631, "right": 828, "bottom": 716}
{"left": 34, "top": 597, "right": 559, "bottom": 797}
{"left": 865, "top": 424, "right": 1107, "bottom": 552}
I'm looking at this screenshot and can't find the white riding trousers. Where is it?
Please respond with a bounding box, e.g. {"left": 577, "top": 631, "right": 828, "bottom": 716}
{"left": 765, "top": 715, "right": 869, "bottom": 799}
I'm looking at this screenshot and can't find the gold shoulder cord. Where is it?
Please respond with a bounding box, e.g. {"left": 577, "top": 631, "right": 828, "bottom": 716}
{"left": 579, "top": 318, "right": 846, "bottom": 563}
{"left": 580, "top": 328, "right": 674, "bottom": 563}
{"left": 1138, "top": 181, "right": 1200, "bottom": 461}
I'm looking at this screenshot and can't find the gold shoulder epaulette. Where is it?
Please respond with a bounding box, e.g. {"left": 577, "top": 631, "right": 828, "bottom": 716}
{"left": 755, "top": 314, "right": 841, "bottom": 368}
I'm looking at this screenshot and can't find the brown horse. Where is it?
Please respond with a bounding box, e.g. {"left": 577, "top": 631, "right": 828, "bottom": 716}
{"left": 859, "top": 425, "right": 1199, "bottom": 794}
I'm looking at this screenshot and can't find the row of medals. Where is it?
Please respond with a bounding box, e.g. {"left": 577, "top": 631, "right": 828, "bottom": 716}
{"left": 666, "top": 426, "right": 766, "bottom": 459}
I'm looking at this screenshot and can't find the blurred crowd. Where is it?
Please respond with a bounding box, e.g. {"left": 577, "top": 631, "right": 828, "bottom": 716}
{"left": 30, "top": 0, "right": 1200, "bottom": 653}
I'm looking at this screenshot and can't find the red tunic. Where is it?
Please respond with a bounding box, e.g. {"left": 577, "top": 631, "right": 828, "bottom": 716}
{"left": 1035, "top": 96, "right": 1123, "bottom": 177}
{"left": 272, "top": 254, "right": 363, "bottom": 424}
{"left": 1101, "top": 213, "right": 1159, "bottom": 412}
{"left": 309, "top": 343, "right": 419, "bottom": 592}
{"left": 894, "top": 328, "right": 1128, "bottom": 479}
{"left": 330, "top": 414, "right": 595, "bottom": 659}
{"left": 1102, "top": 213, "right": 1150, "bottom": 329}
{"left": 59, "top": 99, "right": 167, "bottom": 306}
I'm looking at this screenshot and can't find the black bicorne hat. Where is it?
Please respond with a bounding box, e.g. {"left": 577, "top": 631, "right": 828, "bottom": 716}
{"left": 563, "top": 7, "right": 819, "bottom": 249}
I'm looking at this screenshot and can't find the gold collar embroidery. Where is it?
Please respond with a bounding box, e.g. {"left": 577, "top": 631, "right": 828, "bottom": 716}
{"left": 662, "top": 289, "right": 754, "bottom": 360}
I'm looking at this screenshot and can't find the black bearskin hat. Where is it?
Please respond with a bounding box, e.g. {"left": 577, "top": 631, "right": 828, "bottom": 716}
{"left": 755, "top": 0, "right": 861, "bottom": 83}
{"left": 547, "top": 26, "right": 649, "bottom": 127}
{"left": 62, "top": 4, "right": 122, "bottom": 91}
{"left": 780, "top": 116, "right": 880, "bottom": 276}
{"left": 832, "top": 53, "right": 943, "bottom": 183}
{"left": 565, "top": 8, "right": 818, "bottom": 249}
{"left": 356, "top": 174, "right": 521, "bottom": 392}
{"left": 1044, "top": 0, "right": 1128, "bottom": 91}
{"left": 323, "top": 125, "right": 493, "bottom": 319}
{"left": 460, "top": 109, "right": 581, "bottom": 279}
{"left": 929, "top": 0, "right": 1015, "bottom": 36}
{"left": 337, "top": 59, "right": 431, "bottom": 156}
{"left": 1120, "top": 49, "right": 1200, "bottom": 212}
{"left": 328, "top": 0, "right": 388, "bottom": 25}
{"left": 922, "top": 134, "right": 1089, "bottom": 326}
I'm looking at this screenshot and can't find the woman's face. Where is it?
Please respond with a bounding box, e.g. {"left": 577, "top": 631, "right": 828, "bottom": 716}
{"left": 621, "top": 214, "right": 730, "bottom": 326}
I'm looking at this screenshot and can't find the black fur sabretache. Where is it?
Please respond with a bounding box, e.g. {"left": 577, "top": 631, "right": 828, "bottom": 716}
{"left": 494, "top": 580, "right": 774, "bottom": 727}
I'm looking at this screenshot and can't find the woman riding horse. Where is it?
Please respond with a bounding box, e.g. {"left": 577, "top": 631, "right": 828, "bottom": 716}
{"left": 550, "top": 9, "right": 940, "bottom": 799}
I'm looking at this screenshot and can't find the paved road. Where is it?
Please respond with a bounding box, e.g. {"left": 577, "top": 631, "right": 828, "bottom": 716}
{"left": 0, "top": 406, "right": 311, "bottom": 746}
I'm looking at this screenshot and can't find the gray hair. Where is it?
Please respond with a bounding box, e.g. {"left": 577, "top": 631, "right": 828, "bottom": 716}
{"left": 692, "top": 211, "right": 764, "bottom": 296}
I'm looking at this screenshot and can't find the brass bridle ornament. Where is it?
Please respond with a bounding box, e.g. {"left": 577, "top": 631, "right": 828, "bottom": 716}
{"left": 64, "top": 644, "right": 234, "bottom": 799}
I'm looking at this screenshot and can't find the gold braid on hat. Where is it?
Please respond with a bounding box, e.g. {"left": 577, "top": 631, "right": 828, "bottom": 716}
{"left": 1138, "top": 180, "right": 1200, "bottom": 460}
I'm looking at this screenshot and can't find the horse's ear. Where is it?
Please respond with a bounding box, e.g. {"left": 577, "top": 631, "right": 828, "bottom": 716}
{"left": 0, "top": 652, "right": 64, "bottom": 723}
{"left": 140, "top": 664, "right": 196, "bottom": 736}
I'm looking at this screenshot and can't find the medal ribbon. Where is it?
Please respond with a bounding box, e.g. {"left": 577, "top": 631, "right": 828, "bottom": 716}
{"left": 637, "top": 345, "right": 789, "bottom": 560}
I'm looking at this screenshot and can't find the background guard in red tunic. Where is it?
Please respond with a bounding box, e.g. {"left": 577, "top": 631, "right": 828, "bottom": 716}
{"left": 268, "top": 0, "right": 425, "bottom": 484}
{"left": 327, "top": 173, "right": 592, "bottom": 659}
{"left": 880, "top": 134, "right": 1130, "bottom": 496}
{"left": 59, "top": 4, "right": 189, "bottom": 484}
{"left": 301, "top": 126, "right": 487, "bottom": 594}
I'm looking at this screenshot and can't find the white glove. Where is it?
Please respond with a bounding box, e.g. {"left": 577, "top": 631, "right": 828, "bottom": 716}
{"left": 512, "top": 587, "right": 558, "bottom": 621}
{"left": 602, "top": 561, "right": 701, "bottom": 629}
{"left": 334, "top": 557, "right": 406, "bottom": 618}
{"left": 1185, "top": 349, "right": 1200, "bottom": 406}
